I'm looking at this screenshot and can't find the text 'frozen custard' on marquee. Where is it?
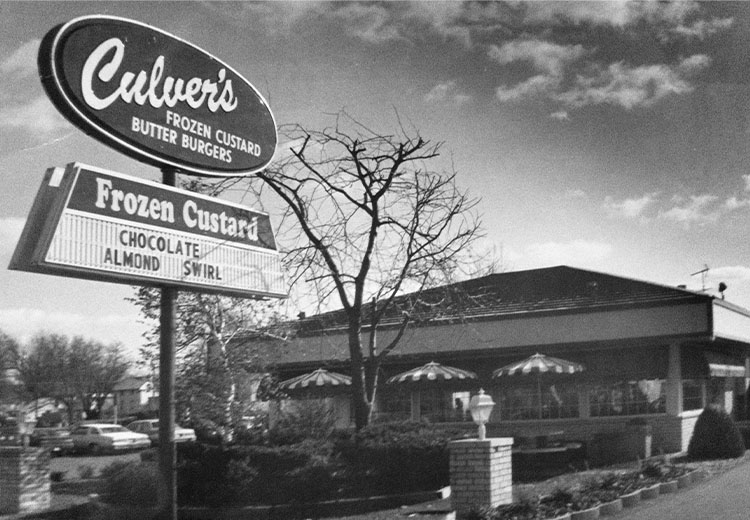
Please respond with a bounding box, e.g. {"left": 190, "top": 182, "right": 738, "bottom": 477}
{"left": 94, "top": 176, "right": 260, "bottom": 242}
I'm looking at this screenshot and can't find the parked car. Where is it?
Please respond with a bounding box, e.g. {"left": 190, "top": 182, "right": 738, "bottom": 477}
{"left": 30, "top": 427, "right": 74, "bottom": 456}
{"left": 69, "top": 423, "right": 151, "bottom": 454}
{"left": 126, "top": 419, "right": 196, "bottom": 445}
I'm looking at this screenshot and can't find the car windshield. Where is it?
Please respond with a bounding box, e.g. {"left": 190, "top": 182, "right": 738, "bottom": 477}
{"left": 99, "top": 426, "right": 128, "bottom": 433}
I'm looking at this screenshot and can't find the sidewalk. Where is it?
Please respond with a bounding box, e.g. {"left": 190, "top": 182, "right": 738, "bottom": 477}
{"left": 607, "top": 457, "right": 750, "bottom": 520}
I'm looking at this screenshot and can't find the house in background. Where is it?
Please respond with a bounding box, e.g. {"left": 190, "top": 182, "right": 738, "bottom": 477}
{"left": 112, "top": 375, "right": 158, "bottom": 417}
{"left": 243, "top": 266, "right": 750, "bottom": 458}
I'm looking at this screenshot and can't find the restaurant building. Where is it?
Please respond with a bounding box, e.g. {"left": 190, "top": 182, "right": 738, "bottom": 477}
{"left": 251, "top": 266, "right": 750, "bottom": 455}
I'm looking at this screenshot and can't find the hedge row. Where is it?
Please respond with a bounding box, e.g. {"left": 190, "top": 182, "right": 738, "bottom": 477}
{"left": 171, "top": 421, "right": 466, "bottom": 506}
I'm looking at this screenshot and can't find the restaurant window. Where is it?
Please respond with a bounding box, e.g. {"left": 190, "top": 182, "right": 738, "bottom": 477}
{"left": 682, "top": 379, "right": 704, "bottom": 411}
{"left": 378, "top": 389, "right": 411, "bottom": 422}
{"left": 589, "top": 379, "right": 665, "bottom": 417}
{"left": 420, "top": 388, "right": 452, "bottom": 422}
{"left": 493, "top": 383, "right": 579, "bottom": 421}
{"left": 452, "top": 391, "right": 470, "bottom": 422}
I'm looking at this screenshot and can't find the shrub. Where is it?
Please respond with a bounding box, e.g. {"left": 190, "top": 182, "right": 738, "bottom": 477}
{"left": 36, "top": 410, "right": 64, "bottom": 428}
{"left": 334, "top": 422, "right": 465, "bottom": 496}
{"left": 687, "top": 405, "right": 745, "bottom": 460}
{"left": 99, "top": 461, "right": 132, "bottom": 480}
{"left": 465, "top": 505, "right": 499, "bottom": 520}
{"left": 267, "top": 399, "right": 338, "bottom": 445}
{"left": 737, "top": 424, "right": 750, "bottom": 449}
{"left": 139, "top": 448, "right": 157, "bottom": 462}
{"left": 176, "top": 422, "right": 464, "bottom": 506}
{"left": 641, "top": 460, "right": 665, "bottom": 479}
{"left": 77, "top": 465, "right": 95, "bottom": 480}
{"left": 102, "top": 462, "right": 158, "bottom": 506}
{"left": 495, "top": 491, "right": 540, "bottom": 519}
{"left": 176, "top": 439, "right": 340, "bottom": 506}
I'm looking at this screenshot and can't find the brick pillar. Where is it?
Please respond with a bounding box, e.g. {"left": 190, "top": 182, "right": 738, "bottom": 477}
{"left": 0, "top": 447, "right": 51, "bottom": 515}
{"left": 449, "top": 437, "right": 513, "bottom": 517}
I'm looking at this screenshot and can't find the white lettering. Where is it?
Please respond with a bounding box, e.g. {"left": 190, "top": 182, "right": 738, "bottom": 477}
{"left": 81, "top": 38, "right": 239, "bottom": 113}
{"left": 95, "top": 178, "right": 113, "bottom": 208}
{"left": 94, "top": 176, "right": 175, "bottom": 223}
{"left": 81, "top": 38, "right": 126, "bottom": 111}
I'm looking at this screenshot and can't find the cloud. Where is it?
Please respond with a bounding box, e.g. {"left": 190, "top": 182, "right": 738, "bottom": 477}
{"left": 525, "top": 239, "right": 613, "bottom": 267}
{"left": 603, "top": 194, "right": 657, "bottom": 220}
{"left": 672, "top": 17, "right": 734, "bottom": 40}
{"left": 496, "top": 74, "right": 560, "bottom": 102}
{"left": 424, "top": 80, "right": 472, "bottom": 105}
{"left": 565, "top": 189, "right": 587, "bottom": 199}
{"left": 0, "top": 39, "right": 39, "bottom": 77}
{"left": 489, "top": 39, "right": 586, "bottom": 76}
{"left": 554, "top": 56, "right": 709, "bottom": 110}
{"left": 724, "top": 196, "right": 750, "bottom": 211}
{"left": 678, "top": 54, "right": 711, "bottom": 73}
{"left": 517, "top": 0, "right": 634, "bottom": 27}
{"left": 0, "top": 96, "right": 71, "bottom": 136}
{"left": 550, "top": 110, "right": 570, "bottom": 121}
{"left": 331, "top": 2, "right": 403, "bottom": 44}
{"left": 658, "top": 194, "right": 722, "bottom": 225}
{"left": 641, "top": 174, "right": 750, "bottom": 226}
{"left": 517, "top": 0, "right": 701, "bottom": 29}
{"left": 707, "top": 266, "right": 750, "bottom": 283}
{"left": 490, "top": 32, "right": 710, "bottom": 111}
{"left": 225, "top": 2, "right": 469, "bottom": 46}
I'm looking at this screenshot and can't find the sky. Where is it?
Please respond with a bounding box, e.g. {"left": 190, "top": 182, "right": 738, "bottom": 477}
{"left": 1, "top": 1, "right": 749, "bottom": 359}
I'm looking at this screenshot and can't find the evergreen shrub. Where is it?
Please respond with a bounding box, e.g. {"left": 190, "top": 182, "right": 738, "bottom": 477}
{"left": 102, "top": 462, "right": 158, "bottom": 506}
{"left": 267, "top": 399, "right": 338, "bottom": 445}
{"left": 174, "top": 422, "right": 467, "bottom": 506}
{"left": 334, "top": 421, "right": 465, "bottom": 496}
{"left": 176, "top": 439, "right": 339, "bottom": 506}
{"left": 687, "top": 405, "right": 745, "bottom": 460}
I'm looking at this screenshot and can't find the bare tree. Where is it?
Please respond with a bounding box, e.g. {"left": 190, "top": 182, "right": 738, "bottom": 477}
{"left": 255, "top": 112, "right": 482, "bottom": 429}
{"left": 17, "top": 334, "right": 128, "bottom": 423}
{"left": 132, "top": 284, "right": 288, "bottom": 441}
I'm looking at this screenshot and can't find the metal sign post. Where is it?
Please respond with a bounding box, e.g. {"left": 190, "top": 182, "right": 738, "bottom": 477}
{"left": 158, "top": 168, "right": 178, "bottom": 520}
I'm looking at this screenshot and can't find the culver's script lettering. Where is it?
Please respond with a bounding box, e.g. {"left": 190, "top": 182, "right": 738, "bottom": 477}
{"left": 82, "top": 38, "right": 238, "bottom": 112}
{"left": 80, "top": 37, "right": 262, "bottom": 164}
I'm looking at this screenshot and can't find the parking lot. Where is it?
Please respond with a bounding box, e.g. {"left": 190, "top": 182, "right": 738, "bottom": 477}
{"left": 50, "top": 451, "right": 143, "bottom": 480}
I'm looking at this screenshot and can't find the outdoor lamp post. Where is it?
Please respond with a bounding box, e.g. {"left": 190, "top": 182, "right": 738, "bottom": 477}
{"left": 469, "top": 389, "right": 495, "bottom": 441}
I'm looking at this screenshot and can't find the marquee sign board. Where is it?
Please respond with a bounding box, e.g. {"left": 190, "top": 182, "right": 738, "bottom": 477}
{"left": 38, "top": 15, "right": 277, "bottom": 177}
{"left": 9, "top": 163, "right": 287, "bottom": 298}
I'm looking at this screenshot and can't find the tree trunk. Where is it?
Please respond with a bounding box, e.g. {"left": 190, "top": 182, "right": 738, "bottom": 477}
{"left": 348, "top": 320, "right": 373, "bottom": 430}
{"left": 364, "top": 357, "right": 381, "bottom": 425}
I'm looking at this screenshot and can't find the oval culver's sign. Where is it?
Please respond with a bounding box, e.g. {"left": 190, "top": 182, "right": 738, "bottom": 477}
{"left": 39, "top": 15, "right": 277, "bottom": 177}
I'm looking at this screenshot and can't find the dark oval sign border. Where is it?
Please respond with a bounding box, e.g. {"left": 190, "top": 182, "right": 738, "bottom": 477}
{"left": 39, "top": 15, "right": 278, "bottom": 178}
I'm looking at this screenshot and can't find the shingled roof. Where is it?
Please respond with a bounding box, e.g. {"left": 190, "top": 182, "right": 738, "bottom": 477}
{"left": 294, "top": 265, "right": 709, "bottom": 334}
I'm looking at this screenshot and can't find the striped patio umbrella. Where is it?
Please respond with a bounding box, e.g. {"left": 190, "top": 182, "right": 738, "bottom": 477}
{"left": 493, "top": 353, "right": 583, "bottom": 419}
{"left": 386, "top": 361, "right": 477, "bottom": 384}
{"left": 279, "top": 368, "right": 352, "bottom": 391}
{"left": 492, "top": 353, "right": 584, "bottom": 377}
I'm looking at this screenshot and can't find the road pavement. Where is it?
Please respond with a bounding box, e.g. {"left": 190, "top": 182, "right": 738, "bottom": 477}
{"left": 610, "top": 459, "right": 750, "bottom": 520}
